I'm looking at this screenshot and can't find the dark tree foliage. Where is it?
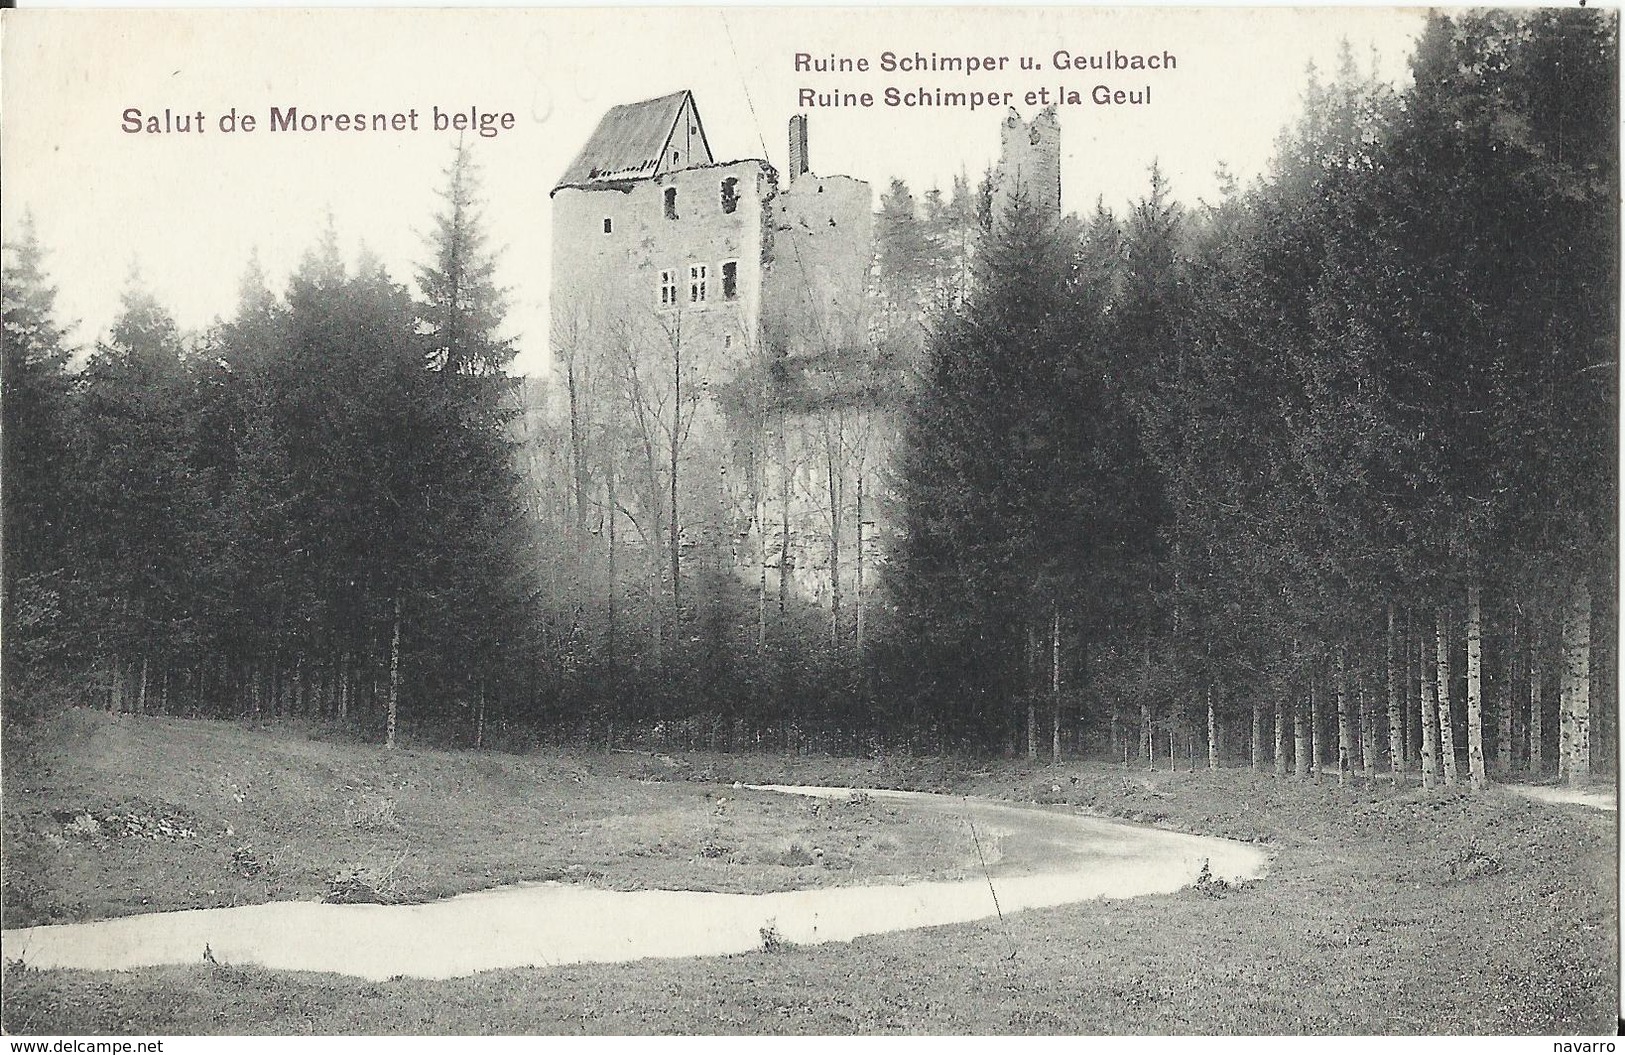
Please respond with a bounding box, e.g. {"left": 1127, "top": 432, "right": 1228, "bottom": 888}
{"left": 890, "top": 193, "right": 1162, "bottom": 745}
{"left": 2, "top": 218, "right": 79, "bottom": 683}
{"left": 883, "top": 10, "right": 1615, "bottom": 762}
{"left": 5, "top": 146, "right": 531, "bottom": 743}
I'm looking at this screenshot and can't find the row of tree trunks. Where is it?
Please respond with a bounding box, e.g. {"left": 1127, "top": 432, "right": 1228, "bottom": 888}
{"left": 1240, "top": 583, "right": 1598, "bottom": 789}
{"left": 98, "top": 627, "right": 425, "bottom": 734}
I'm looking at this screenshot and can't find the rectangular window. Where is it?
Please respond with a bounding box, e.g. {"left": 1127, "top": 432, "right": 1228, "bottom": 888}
{"left": 720, "top": 177, "right": 739, "bottom": 215}
{"left": 722, "top": 260, "right": 738, "bottom": 300}
{"left": 664, "top": 187, "right": 678, "bottom": 220}
{"left": 659, "top": 269, "right": 677, "bottom": 307}
{"left": 690, "top": 264, "right": 708, "bottom": 303}
{"left": 603, "top": 217, "right": 613, "bottom": 234}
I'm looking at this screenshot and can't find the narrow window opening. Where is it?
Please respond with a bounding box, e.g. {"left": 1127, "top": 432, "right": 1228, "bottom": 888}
{"left": 603, "top": 217, "right": 613, "bottom": 234}
{"left": 672, "top": 151, "right": 680, "bottom": 165}
{"left": 690, "top": 264, "right": 708, "bottom": 303}
{"left": 720, "top": 177, "right": 739, "bottom": 215}
{"left": 722, "top": 260, "right": 738, "bottom": 301}
{"left": 664, "top": 187, "right": 678, "bottom": 220}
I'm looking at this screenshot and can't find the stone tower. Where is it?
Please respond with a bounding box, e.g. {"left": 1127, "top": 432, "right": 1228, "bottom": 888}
{"left": 993, "top": 105, "right": 1061, "bottom": 226}
{"left": 787, "top": 113, "right": 809, "bottom": 184}
{"left": 546, "top": 90, "right": 876, "bottom": 609}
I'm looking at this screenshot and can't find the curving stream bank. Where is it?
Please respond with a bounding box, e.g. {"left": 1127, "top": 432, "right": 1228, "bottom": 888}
{"left": 2, "top": 786, "right": 1269, "bottom": 981}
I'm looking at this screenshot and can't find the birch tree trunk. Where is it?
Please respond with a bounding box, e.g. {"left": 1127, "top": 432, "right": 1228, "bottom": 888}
{"left": 1530, "top": 623, "right": 1544, "bottom": 776}
{"left": 1207, "top": 685, "right": 1219, "bottom": 770}
{"left": 1141, "top": 644, "right": 1152, "bottom": 768}
{"left": 1420, "top": 629, "right": 1439, "bottom": 790}
{"left": 1498, "top": 612, "right": 1515, "bottom": 775}
{"left": 1027, "top": 623, "right": 1038, "bottom": 762}
{"left": 779, "top": 426, "right": 791, "bottom": 620}
{"left": 1144, "top": 699, "right": 1155, "bottom": 770}
{"left": 756, "top": 471, "right": 768, "bottom": 651}
{"left": 1050, "top": 607, "right": 1061, "bottom": 766}
{"left": 1559, "top": 613, "right": 1572, "bottom": 782}
{"left": 1294, "top": 693, "right": 1309, "bottom": 779}
{"left": 826, "top": 452, "right": 841, "bottom": 646}
{"left": 607, "top": 436, "right": 618, "bottom": 686}
{"left": 1110, "top": 704, "right": 1121, "bottom": 767}
{"left": 1436, "top": 607, "right": 1458, "bottom": 787}
{"left": 854, "top": 470, "right": 865, "bottom": 655}
{"left": 1562, "top": 583, "right": 1592, "bottom": 786}
{"left": 1274, "top": 695, "right": 1287, "bottom": 777}
{"left": 1336, "top": 649, "right": 1351, "bottom": 786}
{"left": 1308, "top": 677, "right": 1320, "bottom": 779}
{"left": 1466, "top": 585, "right": 1487, "bottom": 789}
{"left": 338, "top": 652, "right": 350, "bottom": 724}
{"left": 386, "top": 595, "right": 402, "bottom": 750}
{"left": 1405, "top": 613, "right": 1419, "bottom": 771}
{"left": 1252, "top": 697, "right": 1264, "bottom": 772}
{"left": 1387, "top": 605, "right": 1404, "bottom": 784}
{"left": 1360, "top": 678, "right": 1376, "bottom": 782}
{"left": 669, "top": 338, "right": 683, "bottom": 624}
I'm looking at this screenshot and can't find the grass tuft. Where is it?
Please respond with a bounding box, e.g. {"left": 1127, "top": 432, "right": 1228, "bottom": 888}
{"left": 759, "top": 919, "right": 792, "bottom": 953}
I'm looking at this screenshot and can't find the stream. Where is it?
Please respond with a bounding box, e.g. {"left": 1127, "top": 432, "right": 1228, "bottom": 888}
{"left": 2, "top": 786, "right": 1269, "bottom": 981}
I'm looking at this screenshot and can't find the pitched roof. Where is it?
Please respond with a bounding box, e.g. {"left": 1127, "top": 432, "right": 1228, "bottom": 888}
{"left": 554, "top": 90, "right": 713, "bottom": 191}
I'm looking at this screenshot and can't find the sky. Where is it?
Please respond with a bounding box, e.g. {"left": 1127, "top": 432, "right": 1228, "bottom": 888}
{"left": 1, "top": 6, "right": 1430, "bottom": 377}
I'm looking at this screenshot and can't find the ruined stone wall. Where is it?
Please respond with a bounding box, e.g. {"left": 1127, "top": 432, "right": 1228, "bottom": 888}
{"left": 550, "top": 160, "right": 786, "bottom": 594}
{"left": 547, "top": 146, "right": 881, "bottom": 633}
{"left": 993, "top": 106, "right": 1061, "bottom": 225}
{"left": 755, "top": 173, "right": 880, "bottom": 616}
{"left": 551, "top": 158, "right": 777, "bottom": 381}
{"left": 762, "top": 173, "right": 874, "bottom": 361}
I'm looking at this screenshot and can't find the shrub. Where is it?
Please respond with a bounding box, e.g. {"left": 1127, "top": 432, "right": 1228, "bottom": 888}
{"left": 759, "top": 919, "right": 792, "bottom": 953}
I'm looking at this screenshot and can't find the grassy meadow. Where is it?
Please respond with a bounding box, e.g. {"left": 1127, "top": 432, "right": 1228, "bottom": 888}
{"left": 1, "top": 709, "right": 1616, "bottom": 1034}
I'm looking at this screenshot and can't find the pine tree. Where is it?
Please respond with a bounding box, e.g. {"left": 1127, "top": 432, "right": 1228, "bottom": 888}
{"left": 414, "top": 141, "right": 526, "bottom": 730}
{"left": 78, "top": 283, "right": 206, "bottom": 709}
{"left": 1, "top": 216, "right": 79, "bottom": 688}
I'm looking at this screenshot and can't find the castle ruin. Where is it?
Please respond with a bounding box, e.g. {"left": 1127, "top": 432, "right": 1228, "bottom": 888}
{"left": 993, "top": 105, "right": 1061, "bottom": 226}
{"left": 535, "top": 91, "right": 1062, "bottom": 660}
{"left": 546, "top": 90, "right": 876, "bottom": 647}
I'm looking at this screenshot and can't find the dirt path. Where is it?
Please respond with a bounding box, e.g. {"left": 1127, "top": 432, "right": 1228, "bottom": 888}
{"left": 1, "top": 787, "right": 1268, "bottom": 981}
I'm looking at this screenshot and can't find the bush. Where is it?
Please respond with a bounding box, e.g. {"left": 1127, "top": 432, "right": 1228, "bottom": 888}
{"left": 759, "top": 919, "right": 792, "bottom": 953}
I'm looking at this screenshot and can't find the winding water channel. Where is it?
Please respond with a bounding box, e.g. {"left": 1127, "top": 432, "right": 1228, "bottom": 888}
{"left": 2, "top": 786, "right": 1269, "bottom": 981}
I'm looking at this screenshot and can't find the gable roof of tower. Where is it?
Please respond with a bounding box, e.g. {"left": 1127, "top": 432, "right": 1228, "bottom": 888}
{"left": 554, "top": 90, "right": 715, "bottom": 192}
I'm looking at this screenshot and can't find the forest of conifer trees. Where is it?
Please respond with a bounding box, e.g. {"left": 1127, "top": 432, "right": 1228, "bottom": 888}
{"left": 4, "top": 146, "right": 531, "bottom": 746}
{"left": 3, "top": 10, "right": 1616, "bottom": 790}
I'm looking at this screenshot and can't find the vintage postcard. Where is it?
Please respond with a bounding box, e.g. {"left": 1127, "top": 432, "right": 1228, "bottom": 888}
{"left": 0, "top": 4, "right": 1617, "bottom": 1039}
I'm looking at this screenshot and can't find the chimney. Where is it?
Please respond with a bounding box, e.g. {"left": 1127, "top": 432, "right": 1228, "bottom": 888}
{"left": 787, "top": 114, "right": 809, "bottom": 183}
